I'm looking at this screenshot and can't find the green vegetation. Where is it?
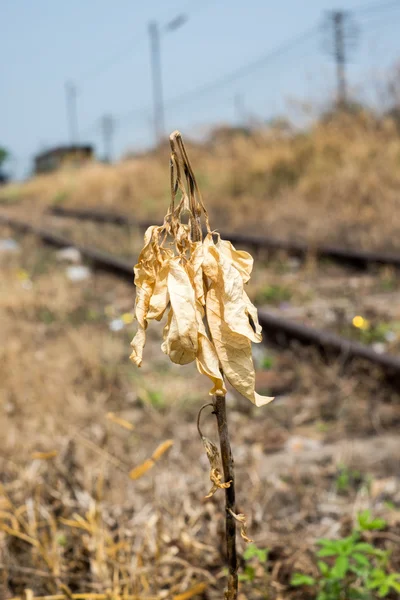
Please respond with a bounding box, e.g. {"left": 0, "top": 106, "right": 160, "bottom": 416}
{"left": 239, "top": 544, "right": 269, "bottom": 583}
{"left": 291, "top": 510, "right": 400, "bottom": 599}
{"left": 335, "top": 463, "right": 365, "bottom": 494}
{"left": 255, "top": 284, "right": 292, "bottom": 305}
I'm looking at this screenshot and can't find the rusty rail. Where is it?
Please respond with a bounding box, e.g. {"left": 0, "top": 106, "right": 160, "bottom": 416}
{"left": 2, "top": 212, "right": 400, "bottom": 376}
{"left": 49, "top": 205, "right": 400, "bottom": 270}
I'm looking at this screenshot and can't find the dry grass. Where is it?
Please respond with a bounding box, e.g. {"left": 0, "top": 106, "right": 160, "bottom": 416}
{"left": 1, "top": 226, "right": 400, "bottom": 599}
{"left": 3, "top": 112, "right": 400, "bottom": 251}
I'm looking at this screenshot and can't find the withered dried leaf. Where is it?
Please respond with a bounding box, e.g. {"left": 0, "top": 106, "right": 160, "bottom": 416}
{"left": 195, "top": 303, "right": 226, "bottom": 396}
{"left": 206, "top": 285, "right": 273, "bottom": 407}
{"left": 228, "top": 508, "right": 254, "bottom": 543}
{"left": 106, "top": 412, "right": 134, "bottom": 431}
{"left": 218, "top": 237, "right": 254, "bottom": 283}
{"left": 129, "top": 439, "right": 174, "bottom": 480}
{"left": 201, "top": 435, "right": 231, "bottom": 498}
{"left": 130, "top": 131, "right": 274, "bottom": 408}
{"left": 147, "top": 261, "right": 170, "bottom": 321}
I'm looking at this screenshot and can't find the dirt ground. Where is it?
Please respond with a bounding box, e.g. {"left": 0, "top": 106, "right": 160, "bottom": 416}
{"left": 1, "top": 220, "right": 400, "bottom": 599}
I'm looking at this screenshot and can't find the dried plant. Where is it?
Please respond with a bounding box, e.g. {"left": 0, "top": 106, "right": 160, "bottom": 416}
{"left": 130, "top": 131, "right": 273, "bottom": 598}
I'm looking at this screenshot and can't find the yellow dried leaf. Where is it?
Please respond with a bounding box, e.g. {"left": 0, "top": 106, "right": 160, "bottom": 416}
{"left": 202, "top": 233, "right": 220, "bottom": 282}
{"left": 147, "top": 261, "right": 170, "bottom": 321}
{"left": 195, "top": 303, "right": 226, "bottom": 396}
{"left": 129, "top": 459, "right": 155, "bottom": 480}
{"left": 130, "top": 225, "right": 171, "bottom": 367}
{"left": 188, "top": 241, "right": 205, "bottom": 304}
{"left": 206, "top": 285, "right": 273, "bottom": 407}
{"left": 228, "top": 509, "right": 253, "bottom": 543}
{"left": 162, "top": 259, "right": 198, "bottom": 364}
{"left": 161, "top": 308, "right": 196, "bottom": 364}
{"left": 201, "top": 436, "right": 231, "bottom": 498}
{"left": 129, "top": 439, "right": 173, "bottom": 479}
{"left": 31, "top": 450, "right": 58, "bottom": 460}
{"left": 218, "top": 237, "right": 254, "bottom": 283}
{"left": 172, "top": 582, "right": 208, "bottom": 600}
{"left": 151, "top": 439, "right": 174, "bottom": 460}
{"left": 134, "top": 274, "right": 154, "bottom": 329}
{"left": 214, "top": 245, "right": 261, "bottom": 344}
{"left": 130, "top": 325, "right": 146, "bottom": 367}
{"left": 106, "top": 412, "right": 134, "bottom": 431}
{"left": 129, "top": 131, "right": 275, "bottom": 410}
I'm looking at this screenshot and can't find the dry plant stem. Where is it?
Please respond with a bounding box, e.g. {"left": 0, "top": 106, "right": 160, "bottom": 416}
{"left": 213, "top": 393, "right": 238, "bottom": 600}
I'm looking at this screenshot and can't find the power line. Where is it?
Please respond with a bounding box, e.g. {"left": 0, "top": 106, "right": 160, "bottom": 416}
{"left": 80, "top": 0, "right": 400, "bottom": 139}
{"left": 115, "top": 23, "right": 319, "bottom": 127}
{"left": 76, "top": 0, "right": 215, "bottom": 86}
{"left": 353, "top": 0, "right": 400, "bottom": 15}
{"left": 77, "top": 36, "right": 145, "bottom": 85}
{"left": 357, "top": 5, "right": 400, "bottom": 25}
{"left": 165, "top": 26, "right": 319, "bottom": 112}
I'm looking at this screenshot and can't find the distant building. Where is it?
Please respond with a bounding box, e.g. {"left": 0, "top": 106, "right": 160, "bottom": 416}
{"left": 34, "top": 145, "right": 94, "bottom": 175}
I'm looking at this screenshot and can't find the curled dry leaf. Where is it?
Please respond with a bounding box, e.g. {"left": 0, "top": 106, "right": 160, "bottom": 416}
{"left": 201, "top": 435, "right": 232, "bottom": 498}
{"left": 228, "top": 508, "right": 254, "bottom": 544}
{"left": 130, "top": 130, "right": 274, "bottom": 407}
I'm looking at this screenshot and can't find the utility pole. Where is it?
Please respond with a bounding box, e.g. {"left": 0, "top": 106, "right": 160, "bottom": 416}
{"left": 333, "top": 11, "right": 347, "bottom": 108}
{"left": 148, "top": 21, "right": 165, "bottom": 144}
{"left": 65, "top": 81, "right": 79, "bottom": 144}
{"left": 148, "top": 14, "right": 187, "bottom": 146}
{"left": 323, "top": 10, "right": 358, "bottom": 110}
{"left": 101, "top": 114, "right": 114, "bottom": 163}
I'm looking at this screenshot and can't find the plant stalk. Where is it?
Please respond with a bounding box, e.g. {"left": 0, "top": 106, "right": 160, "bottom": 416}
{"left": 213, "top": 394, "right": 238, "bottom": 599}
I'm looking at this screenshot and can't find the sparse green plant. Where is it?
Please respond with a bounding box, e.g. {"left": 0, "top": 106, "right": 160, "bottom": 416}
{"left": 291, "top": 511, "right": 399, "bottom": 599}
{"left": 261, "top": 356, "right": 274, "bottom": 370}
{"left": 335, "top": 463, "right": 364, "bottom": 494}
{"left": 239, "top": 543, "right": 269, "bottom": 583}
{"left": 255, "top": 284, "right": 292, "bottom": 305}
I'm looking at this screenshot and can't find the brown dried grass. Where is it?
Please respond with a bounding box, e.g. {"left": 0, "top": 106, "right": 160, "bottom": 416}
{"left": 3, "top": 112, "right": 400, "bottom": 251}
{"left": 1, "top": 227, "right": 400, "bottom": 599}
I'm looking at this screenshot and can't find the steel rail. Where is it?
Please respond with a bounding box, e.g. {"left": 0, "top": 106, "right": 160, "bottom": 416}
{"left": 49, "top": 205, "right": 400, "bottom": 270}
{"left": 2, "top": 212, "right": 400, "bottom": 375}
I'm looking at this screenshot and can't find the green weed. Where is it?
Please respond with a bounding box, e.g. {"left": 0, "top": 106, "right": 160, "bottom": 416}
{"left": 291, "top": 511, "right": 400, "bottom": 599}
{"left": 239, "top": 543, "right": 269, "bottom": 583}
{"left": 255, "top": 284, "right": 292, "bottom": 305}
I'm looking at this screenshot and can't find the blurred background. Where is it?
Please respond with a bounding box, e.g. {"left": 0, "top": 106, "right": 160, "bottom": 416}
{"left": 1, "top": 2, "right": 400, "bottom": 600}
{"left": 2, "top": 0, "right": 400, "bottom": 178}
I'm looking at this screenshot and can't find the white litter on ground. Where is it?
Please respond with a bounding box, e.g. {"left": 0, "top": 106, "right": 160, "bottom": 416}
{"left": 109, "top": 318, "right": 124, "bottom": 332}
{"left": 66, "top": 265, "right": 91, "bottom": 282}
{"left": 56, "top": 247, "right": 82, "bottom": 263}
{"left": 0, "top": 238, "right": 20, "bottom": 253}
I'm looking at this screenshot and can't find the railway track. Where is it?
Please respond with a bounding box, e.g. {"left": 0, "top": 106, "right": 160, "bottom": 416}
{"left": 49, "top": 205, "right": 400, "bottom": 271}
{"left": 2, "top": 211, "right": 400, "bottom": 377}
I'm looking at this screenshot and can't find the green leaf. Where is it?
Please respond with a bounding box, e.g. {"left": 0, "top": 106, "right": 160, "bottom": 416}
{"left": 353, "top": 552, "right": 370, "bottom": 567}
{"left": 317, "top": 548, "right": 340, "bottom": 557}
{"left": 238, "top": 565, "right": 255, "bottom": 582}
{"left": 317, "top": 538, "right": 341, "bottom": 549}
{"left": 243, "top": 543, "right": 268, "bottom": 562}
{"left": 357, "top": 509, "right": 387, "bottom": 531}
{"left": 290, "top": 573, "right": 316, "bottom": 587}
{"left": 331, "top": 555, "right": 349, "bottom": 579}
{"left": 353, "top": 543, "right": 377, "bottom": 554}
{"left": 378, "top": 582, "right": 389, "bottom": 597}
{"left": 318, "top": 560, "right": 330, "bottom": 576}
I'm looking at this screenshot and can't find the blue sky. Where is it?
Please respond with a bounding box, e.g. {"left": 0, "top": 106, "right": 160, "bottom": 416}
{"left": 3, "top": 0, "right": 400, "bottom": 177}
